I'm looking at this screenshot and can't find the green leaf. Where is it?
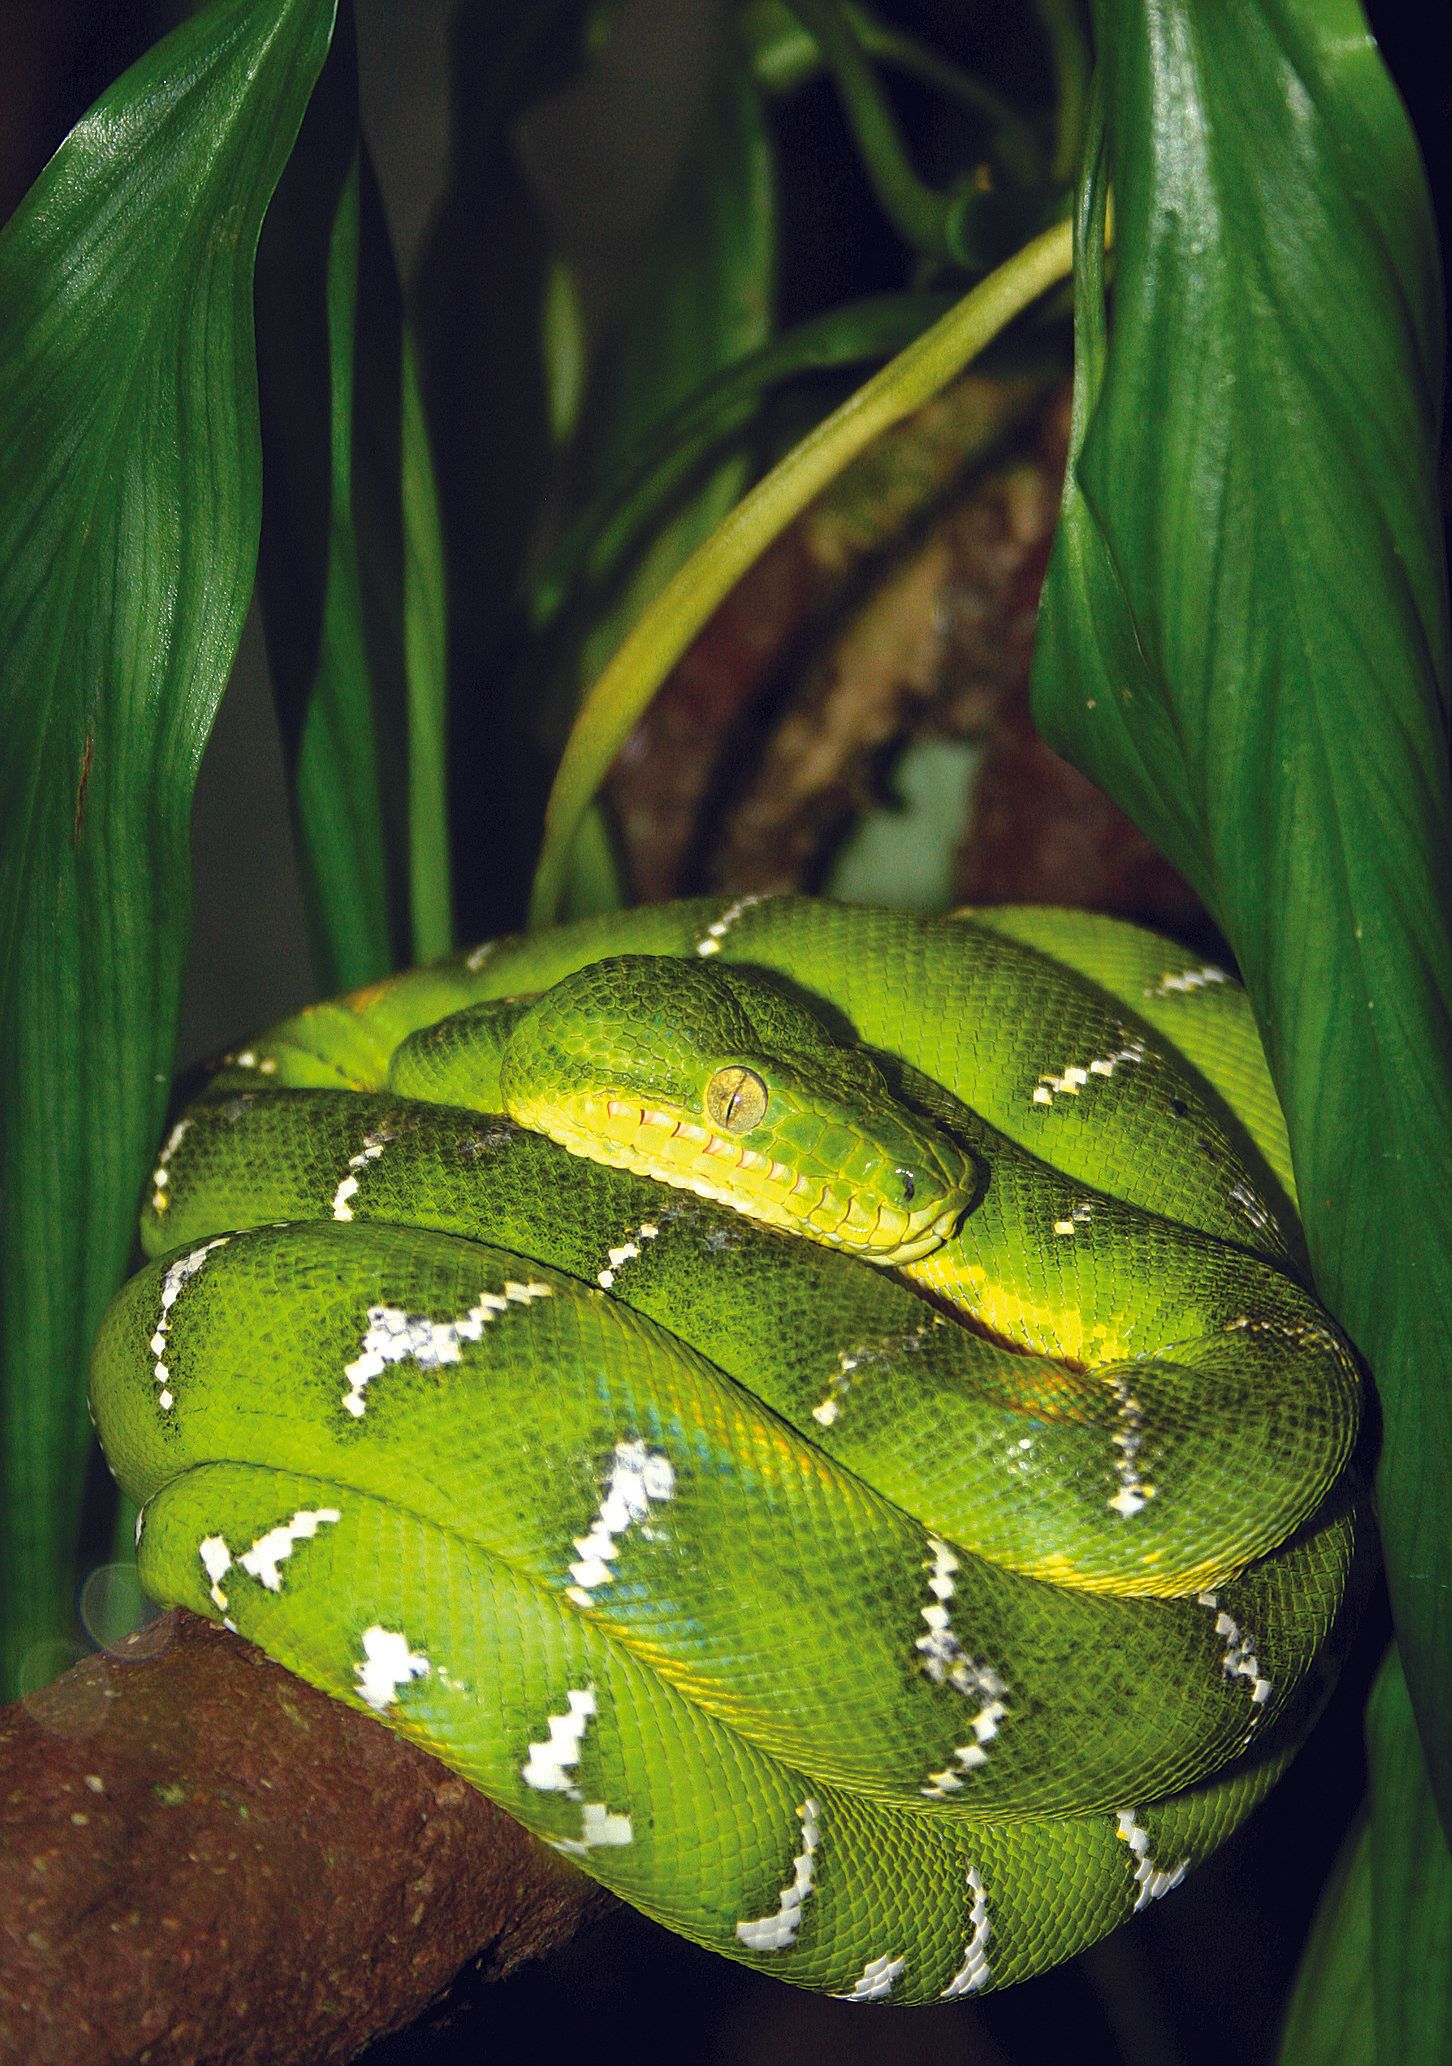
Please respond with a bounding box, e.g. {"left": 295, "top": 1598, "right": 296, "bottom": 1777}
{"left": 1034, "top": 0, "right": 1452, "bottom": 1853}
{"left": 399, "top": 328, "right": 452, "bottom": 966}
{"left": 1281, "top": 1649, "right": 1452, "bottom": 2064}
{"left": 255, "top": 8, "right": 451, "bottom": 990}
{"left": 1368, "top": 1648, "right": 1452, "bottom": 2061}
{"left": 0, "top": 0, "right": 336, "bottom": 1690}
{"left": 411, "top": 1, "right": 600, "bottom": 939}
{"left": 520, "top": 37, "right": 779, "bottom": 918}
{"left": 1279, "top": 1811, "right": 1374, "bottom": 2065}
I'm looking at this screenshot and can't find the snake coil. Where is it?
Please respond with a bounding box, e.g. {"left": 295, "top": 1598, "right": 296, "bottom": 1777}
{"left": 91, "top": 897, "right": 1362, "bottom": 2002}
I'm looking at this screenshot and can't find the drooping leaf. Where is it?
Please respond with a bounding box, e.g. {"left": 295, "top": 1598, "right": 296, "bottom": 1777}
{"left": 0, "top": 0, "right": 336, "bottom": 1689}
{"left": 255, "top": 8, "right": 451, "bottom": 991}
{"left": 1036, "top": 0, "right": 1452, "bottom": 1795}
{"left": 412, "top": 0, "right": 601, "bottom": 942}
{"left": 1280, "top": 1648, "right": 1452, "bottom": 2065}
{"left": 1031, "top": 0, "right": 1452, "bottom": 1983}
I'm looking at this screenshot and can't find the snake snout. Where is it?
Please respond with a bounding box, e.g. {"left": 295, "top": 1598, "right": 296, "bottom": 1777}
{"left": 499, "top": 955, "right": 978, "bottom": 1264}
{"left": 843, "top": 1133, "right": 978, "bottom": 1264}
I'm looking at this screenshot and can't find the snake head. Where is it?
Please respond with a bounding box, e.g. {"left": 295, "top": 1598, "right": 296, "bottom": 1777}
{"left": 500, "top": 955, "right": 978, "bottom": 1264}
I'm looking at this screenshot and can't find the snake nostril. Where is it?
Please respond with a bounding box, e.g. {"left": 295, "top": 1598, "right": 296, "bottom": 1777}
{"left": 896, "top": 1167, "right": 917, "bottom": 1204}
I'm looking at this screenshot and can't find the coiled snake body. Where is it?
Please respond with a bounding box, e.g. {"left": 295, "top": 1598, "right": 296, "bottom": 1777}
{"left": 91, "top": 897, "right": 1361, "bottom": 2002}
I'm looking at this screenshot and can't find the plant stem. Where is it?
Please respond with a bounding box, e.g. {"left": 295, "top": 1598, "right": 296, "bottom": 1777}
{"left": 1036, "top": 0, "right": 1094, "bottom": 187}
{"left": 528, "top": 214, "right": 1077, "bottom": 929}
{"left": 530, "top": 292, "right": 954, "bottom": 635}
{"left": 845, "top": 5, "right": 1045, "bottom": 186}
{"left": 782, "top": 0, "right": 960, "bottom": 260}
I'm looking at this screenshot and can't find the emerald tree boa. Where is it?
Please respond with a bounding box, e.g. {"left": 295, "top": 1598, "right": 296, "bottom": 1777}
{"left": 91, "top": 897, "right": 1362, "bottom": 2002}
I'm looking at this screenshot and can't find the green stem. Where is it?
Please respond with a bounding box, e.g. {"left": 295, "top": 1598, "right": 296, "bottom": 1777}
{"left": 1036, "top": 0, "right": 1094, "bottom": 187}
{"left": 527, "top": 215, "right": 1077, "bottom": 929}
{"left": 530, "top": 292, "right": 954, "bottom": 635}
{"left": 746, "top": 0, "right": 1043, "bottom": 187}
{"left": 782, "top": 0, "right": 960, "bottom": 260}
{"left": 845, "top": 5, "right": 1045, "bottom": 187}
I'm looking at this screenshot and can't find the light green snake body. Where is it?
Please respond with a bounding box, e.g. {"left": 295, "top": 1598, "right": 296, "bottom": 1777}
{"left": 91, "top": 897, "right": 1362, "bottom": 2002}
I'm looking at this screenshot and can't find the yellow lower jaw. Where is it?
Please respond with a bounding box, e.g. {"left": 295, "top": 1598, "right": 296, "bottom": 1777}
{"left": 515, "top": 1094, "right": 962, "bottom": 1265}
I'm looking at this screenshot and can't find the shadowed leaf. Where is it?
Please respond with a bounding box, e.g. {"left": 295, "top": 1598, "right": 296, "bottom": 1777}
{"left": 1033, "top": 0, "right": 1452, "bottom": 2028}
{"left": 0, "top": 0, "right": 336, "bottom": 1687}
{"left": 256, "top": 8, "right": 451, "bottom": 990}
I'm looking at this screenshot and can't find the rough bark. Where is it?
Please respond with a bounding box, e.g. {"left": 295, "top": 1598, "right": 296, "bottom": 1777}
{"left": 0, "top": 1613, "right": 606, "bottom": 2066}
{"left": 606, "top": 366, "right": 1208, "bottom": 943}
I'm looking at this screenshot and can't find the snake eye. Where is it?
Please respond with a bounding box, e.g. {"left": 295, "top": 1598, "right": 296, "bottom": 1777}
{"left": 705, "top": 1065, "right": 768, "bottom": 1134}
{"left": 896, "top": 1168, "right": 917, "bottom": 1203}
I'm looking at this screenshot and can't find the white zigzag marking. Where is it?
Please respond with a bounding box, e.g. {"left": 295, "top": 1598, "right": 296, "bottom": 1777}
{"left": 330, "top": 1129, "right": 393, "bottom": 1221}
{"left": 597, "top": 1218, "right": 661, "bottom": 1289}
{"left": 836, "top": 1952, "right": 907, "bottom": 2002}
{"left": 916, "top": 1537, "right": 1009, "bottom": 1796}
{"left": 1116, "top": 1808, "right": 1190, "bottom": 1912}
{"left": 150, "top": 1237, "right": 230, "bottom": 1412}
{"left": 522, "top": 1685, "right": 634, "bottom": 1852}
{"left": 149, "top": 1117, "right": 191, "bottom": 1216}
{"left": 341, "top": 1281, "right": 553, "bottom": 1417}
{"left": 1198, "top": 1590, "right": 1273, "bottom": 1718}
{"left": 1147, "top": 964, "right": 1229, "bottom": 998}
{"left": 736, "top": 1798, "right": 820, "bottom": 1952}
{"left": 356, "top": 1625, "right": 430, "bottom": 1710}
{"left": 1032, "top": 1034, "right": 1147, "bottom": 1106}
{"left": 695, "top": 894, "right": 765, "bottom": 956}
{"left": 940, "top": 1865, "right": 992, "bottom": 1997}
{"left": 1107, "top": 1372, "right": 1155, "bottom": 1518}
{"left": 238, "top": 1507, "right": 342, "bottom": 1591}
{"left": 566, "top": 1440, "right": 676, "bottom": 1605}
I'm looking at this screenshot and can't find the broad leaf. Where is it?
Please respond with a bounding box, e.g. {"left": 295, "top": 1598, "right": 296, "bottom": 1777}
{"left": 0, "top": 0, "right": 336, "bottom": 1689}
{"left": 1281, "top": 1648, "right": 1452, "bottom": 2064}
{"left": 1367, "top": 1649, "right": 1452, "bottom": 2062}
{"left": 1034, "top": 2, "right": 1452, "bottom": 2039}
{"left": 256, "top": 8, "right": 451, "bottom": 990}
{"left": 1278, "top": 1814, "right": 1374, "bottom": 2065}
{"left": 1034, "top": 0, "right": 1452, "bottom": 1849}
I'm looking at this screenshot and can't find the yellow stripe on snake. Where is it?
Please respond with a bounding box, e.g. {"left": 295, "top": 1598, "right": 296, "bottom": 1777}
{"left": 90, "top": 898, "right": 1362, "bottom": 2003}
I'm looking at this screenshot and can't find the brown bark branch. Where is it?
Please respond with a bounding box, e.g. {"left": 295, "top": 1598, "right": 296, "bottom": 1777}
{"left": 0, "top": 1612, "right": 607, "bottom": 2066}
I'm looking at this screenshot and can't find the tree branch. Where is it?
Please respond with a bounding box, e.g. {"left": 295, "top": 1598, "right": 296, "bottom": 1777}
{"left": 0, "top": 1613, "right": 608, "bottom": 2065}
